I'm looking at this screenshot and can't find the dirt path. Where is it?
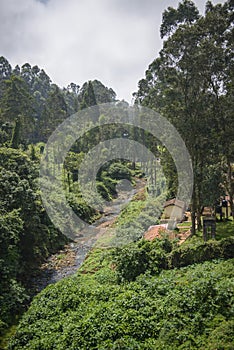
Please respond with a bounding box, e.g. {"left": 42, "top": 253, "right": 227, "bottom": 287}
{"left": 32, "top": 178, "right": 146, "bottom": 292}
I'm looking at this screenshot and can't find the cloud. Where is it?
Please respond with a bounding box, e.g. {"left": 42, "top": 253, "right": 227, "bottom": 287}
{"left": 0, "top": 0, "right": 226, "bottom": 102}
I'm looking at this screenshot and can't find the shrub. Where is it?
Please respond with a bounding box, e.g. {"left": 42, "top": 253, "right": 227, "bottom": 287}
{"left": 107, "top": 162, "right": 132, "bottom": 181}
{"left": 204, "top": 319, "right": 234, "bottom": 350}
{"left": 8, "top": 259, "right": 234, "bottom": 349}
{"left": 96, "top": 181, "right": 112, "bottom": 201}
{"left": 113, "top": 239, "right": 170, "bottom": 282}
{"left": 168, "top": 237, "right": 234, "bottom": 269}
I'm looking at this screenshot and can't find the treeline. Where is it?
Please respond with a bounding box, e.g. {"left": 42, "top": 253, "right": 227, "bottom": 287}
{"left": 134, "top": 0, "right": 234, "bottom": 234}
{"left": 0, "top": 57, "right": 116, "bottom": 146}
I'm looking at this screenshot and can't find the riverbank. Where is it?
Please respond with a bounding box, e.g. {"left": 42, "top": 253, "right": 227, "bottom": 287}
{"left": 30, "top": 177, "right": 146, "bottom": 293}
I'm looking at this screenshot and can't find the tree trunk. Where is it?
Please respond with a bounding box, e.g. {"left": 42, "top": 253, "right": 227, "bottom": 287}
{"left": 197, "top": 209, "right": 202, "bottom": 231}
{"left": 191, "top": 209, "right": 196, "bottom": 236}
{"left": 227, "top": 160, "right": 234, "bottom": 219}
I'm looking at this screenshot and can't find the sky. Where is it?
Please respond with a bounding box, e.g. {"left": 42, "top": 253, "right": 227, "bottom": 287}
{"left": 0, "top": 0, "right": 226, "bottom": 102}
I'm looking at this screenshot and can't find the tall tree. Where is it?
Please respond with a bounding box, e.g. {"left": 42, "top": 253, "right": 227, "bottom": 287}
{"left": 39, "top": 84, "right": 68, "bottom": 141}
{"left": 80, "top": 80, "right": 98, "bottom": 109}
{"left": 10, "top": 116, "right": 21, "bottom": 149}
{"left": 1, "top": 75, "right": 35, "bottom": 144}
{"left": 80, "top": 80, "right": 100, "bottom": 122}
{"left": 135, "top": 0, "right": 233, "bottom": 232}
{"left": 0, "top": 56, "right": 12, "bottom": 99}
{"left": 160, "top": 0, "right": 200, "bottom": 38}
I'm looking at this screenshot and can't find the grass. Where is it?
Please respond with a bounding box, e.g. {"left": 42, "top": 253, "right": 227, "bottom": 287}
{"left": 78, "top": 248, "right": 111, "bottom": 274}
{"left": 177, "top": 221, "right": 192, "bottom": 227}
{"left": 180, "top": 217, "right": 234, "bottom": 248}
{"left": 114, "top": 200, "right": 147, "bottom": 227}
{"left": 94, "top": 228, "right": 116, "bottom": 248}
{"left": 216, "top": 218, "right": 234, "bottom": 240}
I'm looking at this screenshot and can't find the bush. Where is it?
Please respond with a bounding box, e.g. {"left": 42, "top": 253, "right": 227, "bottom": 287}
{"left": 168, "top": 237, "right": 234, "bottom": 269}
{"left": 112, "top": 236, "right": 234, "bottom": 282}
{"left": 113, "top": 239, "right": 170, "bottom": 282}
{"left": 107, "top": 162, "right": 132, "bottom": 181}
{"left": 8, "top": 259, "right": 234, "bottom": 349}
{"left": 96, "top": 181, "right": 112, "bottom": 201}
{"left": 66, "top": 192, "right": 97, "bottom": 223}
{"left": 204, "top": 320, "right": 234, "bottom": 350}
{"left": 100, "top": 176, "right": 118, "bottom": 197}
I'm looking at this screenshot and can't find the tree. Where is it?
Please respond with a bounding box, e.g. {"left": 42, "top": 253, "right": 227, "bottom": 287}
{"left": 79, "top": 80, "right": 116, "bottom": 105}
{"left": 1, "top": 75, "right": 35, "bottom": 144}
{"left": 39, "top": 84, "right": 68, "bottom": 141}
{"left": 79, "top": 80, "right": 100, "bottom": 122}
{"left": 135, "top": 0, "right": 233, "bottom": 233}
{"left": 10, "top": 116, "right": 21, "bottom": 148}
{"left": 160, "top": 0, "right": 200, "bottom": 38}
{"left": 80, "top": 80, "right": 98, "bottom": 109}
{"left": 63, "top": 82, "right": 80, "bottom": 116}
{"left": 89, "top": 79, "right": 116, "bottom": 103}
{"left": 0, "top": 56, "right": 12, "bottom": 99}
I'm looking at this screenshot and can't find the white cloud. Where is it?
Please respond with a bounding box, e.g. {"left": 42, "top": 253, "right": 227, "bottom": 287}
{"left": 0, "top": 0, "right": 227, "bottom": 102}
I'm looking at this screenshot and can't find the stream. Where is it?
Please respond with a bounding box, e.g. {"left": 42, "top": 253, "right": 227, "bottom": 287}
{"left": 32, "top": 179, "right": 145, "bottom": 293}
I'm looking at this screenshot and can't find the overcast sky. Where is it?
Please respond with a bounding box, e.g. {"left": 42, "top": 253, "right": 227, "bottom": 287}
{"left": 0, "top": 0, "right": 226, "bottom": 102}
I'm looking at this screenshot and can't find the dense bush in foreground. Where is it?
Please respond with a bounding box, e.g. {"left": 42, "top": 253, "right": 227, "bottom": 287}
{"left": 8, "top": 252, "right": 234, "bottom": 349}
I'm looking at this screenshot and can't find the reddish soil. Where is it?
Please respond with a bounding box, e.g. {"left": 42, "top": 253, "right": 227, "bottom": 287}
{"left": 144, "top": 225, "right": 191, "bottom": 245}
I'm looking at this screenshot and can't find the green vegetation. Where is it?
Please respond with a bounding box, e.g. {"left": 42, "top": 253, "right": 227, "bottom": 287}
{"left": 0, "top": 0, "right": 234, "bottom": 348}
{"left": 0, "top": 147, "right": 69, "bottom": 335}
{"left": 7, "top": 238, "right": 234, "bottom": 349}
{"left": 0, "top": 147, "right": 135, "bottom": 337}
{"left": 135, "top": 0, "right": 234, "bottom": 233}
{"left": 113, "top": 236, "right": 234, "bottom": 282}
{"left": 0, "top": 57, "right": 133, "bottom": 339}
{"left": 216, "top": 220, "right": 234, "bottom": 240}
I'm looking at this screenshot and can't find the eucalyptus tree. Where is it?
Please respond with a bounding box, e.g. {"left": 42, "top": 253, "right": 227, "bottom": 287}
{"left": 0, "top": 56, "right": 12, "bottom": 99}
{"left": 39, "top": 84, "right": 68, "bottom": 141}
{"left": 1, "top": 75, "right": 35, "bottom": 145}
{"left": 135, "top": 0, "right": 233, "bottom": 232}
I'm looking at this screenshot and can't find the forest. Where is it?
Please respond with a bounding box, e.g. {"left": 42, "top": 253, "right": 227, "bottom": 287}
{"left": 0, "top": 0, "right": 234, "bottom": 349}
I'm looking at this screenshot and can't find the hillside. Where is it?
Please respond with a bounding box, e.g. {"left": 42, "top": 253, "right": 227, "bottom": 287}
{"left": 0, "top": 0, "right": 234, "bottom": 349}
{"left": 7, "top": 238, "right": 234, "bottom": 349}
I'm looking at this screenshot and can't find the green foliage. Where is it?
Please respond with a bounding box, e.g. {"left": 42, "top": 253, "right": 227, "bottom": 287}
{"left": 204, "top": 319, "right": 234, "bottom": 350}
{"left": 106, "top": 162, "right": 132, "bottom": 181}
{"left": 113, "top": 236, "right": 234, "bottom": 282}
{"left": 0, "top": 147, "right": 68, "bottom": 333}
{"left": 96, "top": 161, "right": 134, "bottom": 200}
{"left": 112, "top": 239, "right": 170, "bottom": 282}
{"left": 99, "top": 176, "right": 118, "bottom": 199}
{"left": 80, "top": 80, "right": 97, "bottom": 110}
{"left": 113, "top": 195, "right": 163, "bottom": 245}
{"left": 135, "top": 0, "right": 234, "bottom": 230}
{"left": 160, "top": 0, "right": 200, "bottom": 38}
{"left": 168, "top": 236, "right": 234, "bottom": 268}
{"left": 1, "top": 75, "right": 35, "bottom": 145}
{"left": 79, "top": 79, "right": 116, "bottom": 105}
{"left": 10, "top": 117, "right": 21, "bottom": 148}
{"left": 66, "top": 192, "right": 97, "bottom": 223}
{"left": 38, "top": 84, "right": 68, "bottom": 142}
{"left": 115, "top": 199, "right": 146, "bottom": 226}
{"left": 216, "top": 219, "right": 234, "bottom": 240}
{"left": 7, "top": 254, "right": 234, "bottom": 349}
{"left": 0, "top": 57, "right": 117, "bottom": 146}
{"left": 96, "top": 181, "right": 112, "bottom": 201}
